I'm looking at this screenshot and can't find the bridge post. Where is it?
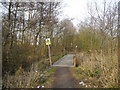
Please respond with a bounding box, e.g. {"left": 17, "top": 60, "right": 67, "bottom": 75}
{"left": 74, "top": 56, "right": 77, "bottom": 67}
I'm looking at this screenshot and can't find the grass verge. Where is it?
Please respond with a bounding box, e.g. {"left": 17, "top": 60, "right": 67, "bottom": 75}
{"left": 71, "top": 52, "right": 118, "bottom": 88}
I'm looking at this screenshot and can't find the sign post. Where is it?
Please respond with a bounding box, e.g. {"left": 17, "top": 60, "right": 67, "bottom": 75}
{"left": 46, "top": 38, "right": 52, "bottom": 66}
{"left": 75, "top": 45, "right": 78, "bottom": 55}
{"left": 48, "top": 45, "right": 52, "bottom": 66}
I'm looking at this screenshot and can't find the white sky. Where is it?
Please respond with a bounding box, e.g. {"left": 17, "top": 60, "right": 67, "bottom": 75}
{"left": 60, "top": 0, "right": 88, "bottom": 25}
{"left": 60, "top": 0, "right": 119, "bottom": 28}
{"left": 0, "top": 0, "right": 119, "bottom": 28}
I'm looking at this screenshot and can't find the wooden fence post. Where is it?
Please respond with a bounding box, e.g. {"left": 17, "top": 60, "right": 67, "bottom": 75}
{"left": 74, "top": 56, "right": 77, "bottom": 67}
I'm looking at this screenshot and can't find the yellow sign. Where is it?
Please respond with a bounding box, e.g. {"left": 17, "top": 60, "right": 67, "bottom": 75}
{"left": 46, "top": 38, "right": 51, "bottom": 45}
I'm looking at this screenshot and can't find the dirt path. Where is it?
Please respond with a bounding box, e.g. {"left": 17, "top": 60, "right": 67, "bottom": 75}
{"left": 52, "top": 67, "right": 79, "bottom": 88}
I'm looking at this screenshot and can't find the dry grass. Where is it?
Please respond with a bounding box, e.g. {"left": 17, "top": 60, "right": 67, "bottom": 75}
{"left": 3, "top": 60, "right": 56, "bottom": 88}
{"left": 2, "top": 53, "right": 63, "bottom": 88}
{"left": 72, "top": 51, "right": 118, "bottom": 88}
{"left": 3, "top": 62, "right": 41, "bottom": 88}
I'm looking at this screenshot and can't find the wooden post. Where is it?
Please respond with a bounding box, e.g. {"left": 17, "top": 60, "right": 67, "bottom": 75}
{"left": 48, "top": 45, "right": 52, "bottom": 66}
{"left": 74, "top": 56, "right": 77, "bottom": 67}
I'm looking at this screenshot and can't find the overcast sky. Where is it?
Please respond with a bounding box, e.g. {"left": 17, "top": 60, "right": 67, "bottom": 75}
{"left": 0, "top": 0, "right": 119, "bottom": 28}
{"left": 60, "top": 0, "right": 119, "bottom": 28}
{"left": 60, "top": 0, "right": 88, "bottom": 26}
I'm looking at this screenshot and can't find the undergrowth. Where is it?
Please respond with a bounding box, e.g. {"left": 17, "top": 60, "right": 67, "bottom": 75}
{"left": 72, "top": 51, "right": 118, "bottom": 88}
{"left": 3, "top": 54, "right": 64, "bottom": 88}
